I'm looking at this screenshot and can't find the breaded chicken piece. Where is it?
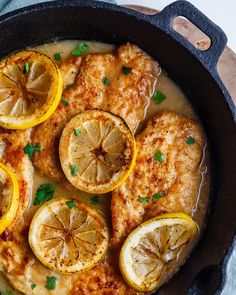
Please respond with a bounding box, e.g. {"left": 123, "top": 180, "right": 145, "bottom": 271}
{"left": 0, "top": 128, "right": 33, "bottom": 280}
{"left": 111, "top": 112, "right": 205, "bottom": 247}
{"left": 0, "top": 130, "right": 137, "bottom": 294}
{"left": 0, "top": 128, "right": 33, "bottom": 225}
{"left": 32, "top": 43, "right": 158, "bottom": 184}
{"left": 71, "top": 257, "right": 139, "bottom": 295}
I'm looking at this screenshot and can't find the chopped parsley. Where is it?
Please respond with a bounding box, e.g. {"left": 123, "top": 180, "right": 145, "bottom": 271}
{"left": 66, "top": 200, "right": 76, "bottom": 209}
{"left": 90, "top": 196, "right": 100, "bottom": 205}
{"left": 31, "top": 284, "right": 37, "bottom": 289}
{"left": 74, "top": 128, "right": 81, "bottom": 136}
{"left": 71, "top": 42, "right": 89, "bottom": 56}
{"left": 45, "top": 276, "right": 57, "bottom": 290}
{"left": 54, "top": 52, "right": 62, "bottom": 61}
{"left": 71, "top": 164, "right": 78, "bottom": 176}
{"left": 23, "top": 143, "right": 41, "bottom": 160}
{"left": 2, "top": 290, "right": 14, "bottom": 295}
{"left": 122, "top": 66, "right": 132, "bottom": 75}
{"left": 140, "top": 197, "right": 149, "bottom": 204}
{"left": 153, "top": 193, "right": 164, "bottom": 202}
{"left": 102, "top": 76, "right": 110, "bottom": 86}
{"left": 186, "top": 136, "right": 196, "bottom": 145}
{"left": 33, "top": 183, "right": 55, "bottom": 205}
{"left": 24, "top": 62, "right": 30, "bottom": 74}
{"left": 154, "top": 151, "right": 165, "bottom": 163}
{"left": 61, "top": 97, "right": 69, "bottom": 106}
{"left": 153, "top": 90, "right": 167, "bottom": 105}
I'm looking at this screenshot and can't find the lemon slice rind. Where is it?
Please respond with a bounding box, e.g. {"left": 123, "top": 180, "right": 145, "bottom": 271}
{"left": 119, "top": 213, "right": 198, "bottom": 292}
{"left": 59, "top": 110, "right": 136, "bottom": 194}
{"left": 0, "top": 50, "right": 63, "bottom": 129}
{"left": 29, "top": 197, "right": 109, "bottom": 274}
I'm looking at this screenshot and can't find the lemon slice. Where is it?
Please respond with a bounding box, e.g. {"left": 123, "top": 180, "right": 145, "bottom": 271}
{"left": 0, "top": 50, "right": 62, "bottom": 129}
{"left": 119, "top": 213, "right": 198, "bottom": 292}
{"left": 29, "top": 198, "right": 109, "bottom": 274}
{"left": 0, "top": 163, "right": 19, "bottom": 234}
{"left": 59, "top": 110, "right": 136, "bottom": 194}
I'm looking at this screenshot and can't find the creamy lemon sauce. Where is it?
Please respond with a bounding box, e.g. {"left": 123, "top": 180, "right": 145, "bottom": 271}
{"left": 0, "top": 40, "right": 210, "bottom": 294}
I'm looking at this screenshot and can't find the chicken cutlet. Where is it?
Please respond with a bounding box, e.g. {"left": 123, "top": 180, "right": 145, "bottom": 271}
{"left": 32, "top": 43, "right": 158, "bottom": 184}
{"left": 111, "top": 111, "right": 205, "bottom": 247}
{"left": 0, "top": 133, "right": 138, "bottom": 294}
{"left": 0, "top": 129, "right": 33, "bottom": 284}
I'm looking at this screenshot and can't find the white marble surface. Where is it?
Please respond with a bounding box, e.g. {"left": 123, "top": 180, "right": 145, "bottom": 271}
{"left": 0, "top": 1, "right": 235, "bottom": 294}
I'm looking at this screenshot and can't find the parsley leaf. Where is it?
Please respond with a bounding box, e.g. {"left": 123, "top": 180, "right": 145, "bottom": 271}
{"left": 71, "top": 164, "right": 78, "bottom": 176}
{"left": 33, "top": 183, "right": 55, "bottom": 205}
{"left": 31, "top": 284, "right": 37, "bottom": 289}
{"left": 61, "top": 97, "right": 69, "bottom": 106}
{"left": 122, "top": 66, "right": 132, "bottom": 75}
{"left": 90, "top": 196, "right": 100, "bottom": 205}
{"left": 153, "top": 193, "right": 164, "bottom": 201}
{"left": 71, "top": 42, "right": 89, "bottom": 56}
{"left": 24, "top": 143, "right": 41, "bottom": 160}
{"left": 2, "top": 290, "right": 14, "bottom": 295}
{"left": 140, "top": 197, "right": 149, "bottom": 204}
{"left": 23, "top": 63, "right": 30, "bottom": 74}
{"left": 66, "top": 200, "right": 76, "bottom": 209}
{"left": 34, "top": 143, "right": 41, "bottom": 152}
{"left": 186, "top": 136, "right": 196, "bottom": 145}
{"left": 153, "top": 90, "right": 167, "bottom": 105}
{"left": 102, "top": 77, "right": 110, "bottom": 86}
{"left": 154, "top": 151, "right": 165, "bottom": 163}
{"left": 45, "top": 276, "right": 57, "bottom": 290}
{"left": 54, "top": 52, "right": 61, "bottom": 61}
{"left": 74, "top": 128, "right": 81, "bottom": 137}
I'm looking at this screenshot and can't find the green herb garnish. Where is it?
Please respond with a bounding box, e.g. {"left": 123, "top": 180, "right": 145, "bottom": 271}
{"left": 140, "top": 197, "right": 149, "bottom": 204}
{"left": 34, "top": 143, "right": 41, "bottom": 152}
{"left": 23, "top": 143, "right": 41, "bottom": 160}
{"left": 71, "top": 164, "right": 78, "bottom": 176}
{"left": 66, "top": 200, "right": 76, "bottom": 209}
{"left": 61, "top": 97, "right": 69, "bottom": 106}
{"left": 33, "top": 183, "right": 55, "bottom": 205}
{"left": 31, "top": 284, "right": 37, "bottom": 290}
{"left": 122, "top": 66, "right": 132, "bottom": 75}
{"left": 24, "top": 62, "right": 30, "bottom": 74}
{"left": 153, "top": 193, "right": 164, "bottom": 201}
{"left": 74, "top": 128, "right": 81, "bottom": 136}
{"left": 153, "top": 90, "right": 167, "bottom": 105}
{"left": 2, "top": 290, "right": 14, "bottom": 295}
{"left": 102, "top": 76, "right": 110, "bottom": 86}
{"left": 186, "top": 136, "right": 196, "bottom": 145}
{"left": 90, "top": 196, "right": 100, "bottom": 205}
{"left": 54, "top": 52, "right": 62, "bottom": 61}
{"left": 71, "top": 42, "right": 89, "bottom": 56}
{"left": 154, "top": 151, "right": 165, "bottom": 163}
{"left": 45, "top": 276, "right": 57, "bottom": 291}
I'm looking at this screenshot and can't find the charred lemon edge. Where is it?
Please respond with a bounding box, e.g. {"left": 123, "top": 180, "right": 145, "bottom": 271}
{"left": 59, "top": 110, "right": 137, "bottom": 194}
{"left": 0, "top": 50, "right": 63, "bottom": 130}
{"left": 0, "top": 162, "right": 19, "bottom": 234}
{"left": 28, "top": 197, "right": 109, "bottom": 274}
{"left": 119, "top": 213, "right": 199, "bottom": 292}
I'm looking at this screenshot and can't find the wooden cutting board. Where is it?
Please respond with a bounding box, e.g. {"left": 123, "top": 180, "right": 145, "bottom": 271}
{"left": 125, "top": 5, "right": 236, "bottom": 104}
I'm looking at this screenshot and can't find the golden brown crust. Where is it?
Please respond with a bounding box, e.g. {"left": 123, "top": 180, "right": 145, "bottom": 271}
{"left": 32, "top": 43, "right": 158, "bottom": 185}
{"left": 111, "top": 111, "right": 205, "bottom": 247}
{"left": 71, "top": 257, "right": 139, "bottom": 295}
{"left": 0, "top": 128, "right": 34, "bottom": 285}
{"left": 0, "top": 128, "right": 33, "bottom": 224}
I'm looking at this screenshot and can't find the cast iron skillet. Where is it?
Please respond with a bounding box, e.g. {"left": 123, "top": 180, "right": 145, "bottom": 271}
{"left": 0, "top": 0, "right": 235, "bottom": 294}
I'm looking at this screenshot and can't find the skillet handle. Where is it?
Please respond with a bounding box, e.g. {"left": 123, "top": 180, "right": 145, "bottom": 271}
{"left": 150, "top": 0, "right": 227, "bottom": 71}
